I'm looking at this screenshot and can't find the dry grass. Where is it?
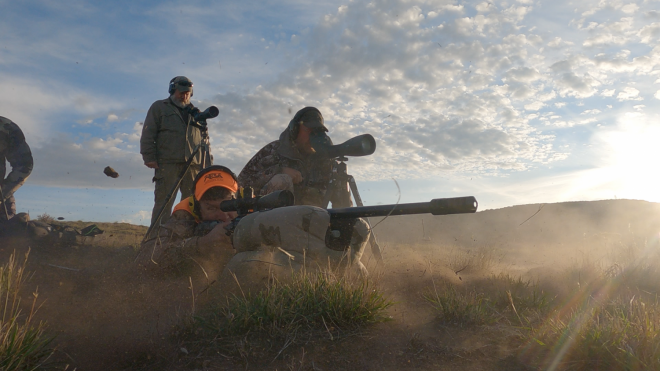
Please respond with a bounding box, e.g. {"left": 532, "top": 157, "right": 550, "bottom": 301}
{"left": 444, "top": 245, "right": 503, "bottom": 274}
{"left": 0, "top": 251, "right": 54, "bottom": 370}
{"left": 529, "top": 238, "right": 660, "bottom": 370}
{"left": 421, "top": 233, "right": 660, "bottom": 370}
{"left": 423, "top": 273, "right": 553, "bottom": 326}
{"left": 45, "top": 220, "right": 147, "bottom": 250}
{"left": 8, "top": 200, "right": 660, "bottom": 370}
{"left": 177, "top": 268, "right": 393, "bottom": 364}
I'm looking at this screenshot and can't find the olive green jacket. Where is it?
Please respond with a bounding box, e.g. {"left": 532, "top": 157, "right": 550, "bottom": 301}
{"left": 140, "top": 97, "right": 202, "bottom": 165}
{"left": 0, "top": 117, "right": 33, "bottom": 200}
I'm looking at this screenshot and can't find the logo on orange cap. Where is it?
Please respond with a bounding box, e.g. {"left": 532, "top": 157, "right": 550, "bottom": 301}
{"left": 194, "top": 169, "right": 239, "bottom": 200}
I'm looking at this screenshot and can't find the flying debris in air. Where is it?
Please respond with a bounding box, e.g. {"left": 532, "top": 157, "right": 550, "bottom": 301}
{"left": 103, "top": 166, "right": 119, "bottom": 178}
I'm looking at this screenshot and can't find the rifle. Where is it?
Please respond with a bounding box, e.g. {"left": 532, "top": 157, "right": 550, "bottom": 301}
{"left": 193, "top": 189, "right": 295, "bottom": 237}
{"left": 195, "top": 192, "right": 478, "bottom": 257}
{"left": 324, "top": 196, "right": 478, "bottom": 250}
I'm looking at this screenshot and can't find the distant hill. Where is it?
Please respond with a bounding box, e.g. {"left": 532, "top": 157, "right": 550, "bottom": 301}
{"left": 370, "top": 199, "right": 660, "bottom": 251}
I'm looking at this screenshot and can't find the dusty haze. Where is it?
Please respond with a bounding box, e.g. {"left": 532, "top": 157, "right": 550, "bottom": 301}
{"left": 4, "top": 199, "right": 659, "bottom": 370}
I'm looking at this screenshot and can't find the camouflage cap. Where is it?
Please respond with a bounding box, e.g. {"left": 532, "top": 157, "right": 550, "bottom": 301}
{"left": 298, "top": 107, "right": 327, "bottom": 132}
{"left": 171, "top": 76, "right": 193, "bottom": 92}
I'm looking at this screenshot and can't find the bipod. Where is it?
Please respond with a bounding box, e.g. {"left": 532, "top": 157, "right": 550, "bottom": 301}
{"left": 322, "top": 156, "right": 384, "bottom": 264}
{"left": 142, "top": 120, "right": 213, "bottom": 243}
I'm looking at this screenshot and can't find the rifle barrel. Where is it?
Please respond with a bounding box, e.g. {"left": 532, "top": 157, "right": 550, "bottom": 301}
{"left": 327, "top": 196, "right": 477, "bottom": 219}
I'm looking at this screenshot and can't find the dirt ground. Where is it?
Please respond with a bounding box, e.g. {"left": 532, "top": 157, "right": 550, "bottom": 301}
{"left": 3, "top": 199, "right": 660, "bottom": 370}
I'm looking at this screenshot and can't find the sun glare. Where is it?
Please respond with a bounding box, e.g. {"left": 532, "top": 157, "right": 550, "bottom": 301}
{"left": 589, "top": 112, "right": 660, "bottom": 203}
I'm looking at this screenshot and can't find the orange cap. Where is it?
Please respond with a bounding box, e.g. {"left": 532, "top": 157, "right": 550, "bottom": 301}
{"left": 194, "top": 169, "right": 238, "bottom": 200}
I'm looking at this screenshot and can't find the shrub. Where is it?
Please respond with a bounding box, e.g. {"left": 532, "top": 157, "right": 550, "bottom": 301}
{"left": 35, "top": 214, "right": 53, "bottom": 223}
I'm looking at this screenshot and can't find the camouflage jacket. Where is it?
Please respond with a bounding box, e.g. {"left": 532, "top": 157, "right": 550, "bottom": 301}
{"left": 140, "top": 97, "right": 202, "bottom": 165}
{"left": 136, "top": 209, "right": 204, "bottom": 271}
{"left": 238, "top": 129, "right": 335, "bottom": 205}
{"left": 0, "top": 117, "right": 33, "bottom": 200}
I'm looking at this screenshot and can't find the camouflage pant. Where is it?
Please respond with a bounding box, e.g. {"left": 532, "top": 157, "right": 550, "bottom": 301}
{"left": 0, "top": 195, "right": 16, "bottom": 222}
{"left": 150, "top": 163, "right": 199, "bottom": 228}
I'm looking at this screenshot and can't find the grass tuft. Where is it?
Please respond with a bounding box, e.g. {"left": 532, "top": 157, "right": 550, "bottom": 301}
{"left": 537, "top": 295, "right": 660, "bottom": 370}
{"left": 199, "top": 270, "right": 393, "bottom": 339}
{"left": 423, "top": 281, "right": 494, "bottom": 325}
{"left": 175, "top": 267, "right": 395, "bottom": 366}
{"left": 0, "top": 251, "right": 54, "bottom": 371}
{"left": 530, "top": 240, "right": 660, "bottom": 371}
{"left": 424, "top": 274, "right": 553, "bottom": 326}
{"left": 446, "top": 245, "right": 501, "bottom": 274}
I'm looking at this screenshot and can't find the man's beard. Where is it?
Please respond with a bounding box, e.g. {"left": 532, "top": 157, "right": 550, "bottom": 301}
{"left": 170, "top": 94, "right": 190, "bottom": 108}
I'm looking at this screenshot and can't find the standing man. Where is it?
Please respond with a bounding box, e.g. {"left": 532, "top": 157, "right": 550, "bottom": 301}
{"left": 140, "top": 76, "right": 203, "bottom": 229}
{"left": 0, "top": 116, "right": 33, "bottom": 223}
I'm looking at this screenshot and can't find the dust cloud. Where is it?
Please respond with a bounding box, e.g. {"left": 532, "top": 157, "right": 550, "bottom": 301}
{"left": 362, "top": 199, "right": 660, "bottom": 328}
{"left": 2, "top": 199, "right": 660, "bottom": 370}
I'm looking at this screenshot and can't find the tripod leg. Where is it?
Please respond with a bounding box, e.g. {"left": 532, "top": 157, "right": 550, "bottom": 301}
{"left": 0, "top": 187, "right": 9, "bottom": 221}
{"left": 348, "top": 176, "right": 384, "bottom": 264}
{"left": 142, "top": 144, "right": 203, "bottom": 242}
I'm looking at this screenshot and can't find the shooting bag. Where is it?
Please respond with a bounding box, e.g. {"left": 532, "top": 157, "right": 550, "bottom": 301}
{"left": 222, "top": 205, "right": 370, "bottom": 293}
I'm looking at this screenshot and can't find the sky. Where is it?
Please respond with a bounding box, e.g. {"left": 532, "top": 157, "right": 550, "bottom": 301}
{"left": 1, "top": 0, "right": 659, "bottom": 225}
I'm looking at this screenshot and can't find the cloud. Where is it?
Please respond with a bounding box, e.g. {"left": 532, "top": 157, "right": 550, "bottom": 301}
{"left": 555, "top": 72, "right": 599, "bottom": 98}
{"left": 120, "top": 210, "right": 151, "bottom": 225}
{"left": 524, "top": 101, "right": 545, "bottom": 111}
{"left": 616, "top": 87, "right": 642, "bottom": 101}
{"left": 620, "top": 4, "right": 639, "bottom": 14}
{"left": 638, "top": 23, "right": 660, "bottom": 44}
{"left": 28, "top": 133, "right": 152, "bottom": 189}
{"left": 0, "top": 74, "right": 126, "bottom": 144}
{"left": 547, "top": 37, "right": 574, "bottom": 48}
{"left": 582, "top": 17, "right": 636, "bottom": 47}
{"left": 504, "top": 67, "right": 541, "bottom": 83}
{"left": 601, "top": 89, "right": 616, "bottom": 97}
{"left": 199, "top": 0, "right": 584, "bottom": 180}
{"left": 5, "top": 0, "right": 660, "bottom": 196}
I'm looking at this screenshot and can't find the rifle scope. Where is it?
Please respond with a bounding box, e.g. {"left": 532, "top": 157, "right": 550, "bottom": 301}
{"left": 311, "top": 133, "right": 376, "bottom": 158}
{"left": 220, "top": 190, "right": 295, "bottom": 214}
{"left": 186, "top": 105, "right": 219, "bottom": 122}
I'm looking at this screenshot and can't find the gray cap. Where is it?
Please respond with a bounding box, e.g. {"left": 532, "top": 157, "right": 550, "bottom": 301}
{"left": 298, "top": 107, "right": 327, "bottom": 132}
{"left": 171, "top": 76, "right": 193, "bottom": 92}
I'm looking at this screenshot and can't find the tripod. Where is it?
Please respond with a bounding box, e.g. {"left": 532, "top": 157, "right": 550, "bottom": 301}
{"left": 142, "top": 120, "right": 212, "bottom": 242}
{"left": 321, "top": 156, "right": 384, "bottom": 264}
